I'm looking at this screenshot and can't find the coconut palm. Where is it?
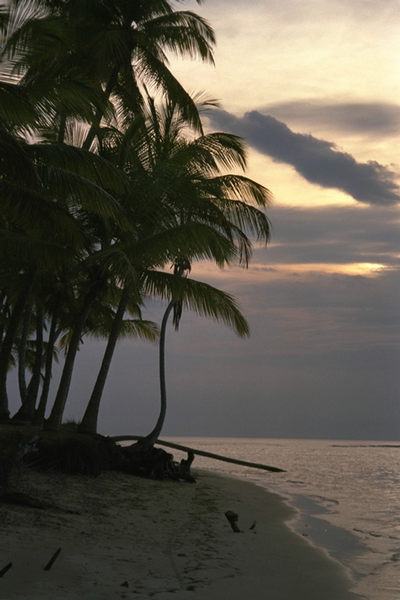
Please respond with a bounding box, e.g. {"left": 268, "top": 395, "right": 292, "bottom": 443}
{"left": 2, "top": 0, "right": 216, "bottom": 148}
{"left": 142, "top": 260, "right": 252, "bottom": 446}
{"left": 0, "top": 5, "right": 126, "bottom": 422}
{"left": 94, "top": 96, "right": 271, "bottom": 444}
{"left": 0, "top": 0, "right": 218, "bottom": 428}
{"left": 76, "top": 95, "right": 247, "bottom": 434}
{"left": 77, "top": 208, "right": 243, "bottom": 435}
{"left": 77, "top": 274, "right": 158, "bottom": 434}
{"left": 0, "top": 123, "right": 134, "bottom": 424}
{"left": 0, "top": 2, "right": 272, "bottom": 441}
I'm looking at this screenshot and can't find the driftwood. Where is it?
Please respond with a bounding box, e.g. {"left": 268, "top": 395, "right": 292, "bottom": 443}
{"left": 120, "top": 443, "right": 196, "bottom": 482}
{"left": 225, "top": 510, "right": 241, "bottom": 532}
{"left": 110, "top": 436, "right": 285, "bottom": 473}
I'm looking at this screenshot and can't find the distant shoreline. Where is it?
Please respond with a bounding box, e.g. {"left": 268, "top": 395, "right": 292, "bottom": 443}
{"left": 0, "top": 468, "right": 359, "bottom": 599}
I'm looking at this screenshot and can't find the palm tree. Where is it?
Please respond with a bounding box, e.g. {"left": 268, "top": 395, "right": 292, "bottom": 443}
{"left": 0, "top": 269, "right": 37, "bottom": 422}
{"left": 0, "top": 123, "right": 133, "bottom": 424}
{"left": 0, "top": 1, "right": 272, "bottom": 441}
{"left": 3, "top": 0, "right": 216, "bottom": 147}
{"left": 78, "top": 278, "right": 158, "bottom": 434}
{"left": 106, "top": 96, "right": 271, "bottom": 444}
{"left": 76, "top": 207, "right": 242, "bottom": 435}
{"left": 143, "top": 259, "right": 251, "bottom": 446}
{"left": 0, "top": 0, "right": 218, "bottom": 429}
{"left": 0, "top": 5, "right": 122, "bottom": 422}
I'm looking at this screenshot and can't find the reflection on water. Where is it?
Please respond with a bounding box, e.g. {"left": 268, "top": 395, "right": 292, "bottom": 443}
{"left": 166, "top": 437, "right": 400, "bottom": 600}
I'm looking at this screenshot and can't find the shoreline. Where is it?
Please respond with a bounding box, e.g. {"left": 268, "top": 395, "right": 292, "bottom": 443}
{"left": 0, "top": 467, "right": 361, "bottom": 599}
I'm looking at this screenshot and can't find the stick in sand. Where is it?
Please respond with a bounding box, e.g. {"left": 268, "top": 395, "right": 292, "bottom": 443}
{"left": 225, "top": 510, "right": 241, "bottom": 532}
{"left": 0, "top": 562, "right": 12, "bottom": 577}
{"left": 44, "top": 548, "right": 61, "bottom": 571}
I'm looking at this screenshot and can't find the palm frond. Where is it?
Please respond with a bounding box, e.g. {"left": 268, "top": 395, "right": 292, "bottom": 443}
{"left": 141, "top": 270, "right": 249, "bottom": 337}
{"left": 85, "top": 246, "right": 139, "bottom": 290}
{"left": 136, "top": 50, "right": 204, "bottom": 133}
{"left": 0, "top": 81, "right": 38, "bottom": 127}
{"left": 190, "top": 132, "right": 247, "bottom": 171}
{"left": 0, "top": 229, "right": 81, "bottom": 269}
{"left": 0, "top": 180, "right": 88, "bottom": 251}
{"left": 131, "top": 222, "right": 238, "bottom": 269}
{"left": 141, "top": 10, "right": 215, "bottom": 64}
{"left": 117, "top": 319, "right": 159, "bottom": 342}
{"left": 29, "top": 142, "right": 131, "bottom": 196}
{"left": 202, "top": 174, "right": 272, "bottom": 207}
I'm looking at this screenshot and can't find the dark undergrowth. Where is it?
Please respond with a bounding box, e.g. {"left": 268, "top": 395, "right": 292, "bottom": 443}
{"left": 0, "top": 424, "right": 195, "bottom": 490}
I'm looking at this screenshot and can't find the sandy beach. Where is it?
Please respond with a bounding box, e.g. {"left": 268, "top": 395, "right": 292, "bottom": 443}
{"left": 0, "top": 466, "right": 360, "bottom": 600}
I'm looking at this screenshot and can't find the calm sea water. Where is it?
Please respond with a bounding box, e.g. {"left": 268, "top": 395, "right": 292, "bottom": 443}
{"left": 167, "top": 437, "right": 400, "bottom": 600}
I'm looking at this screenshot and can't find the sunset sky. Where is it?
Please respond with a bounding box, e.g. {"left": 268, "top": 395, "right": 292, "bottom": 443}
{"left": 11, "top": 0, "right": 400, "bottom": 440}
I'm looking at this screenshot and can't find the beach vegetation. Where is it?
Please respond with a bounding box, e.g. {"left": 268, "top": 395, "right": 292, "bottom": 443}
{"left": 0, "top": 0, "right": 271, "bottom": 479}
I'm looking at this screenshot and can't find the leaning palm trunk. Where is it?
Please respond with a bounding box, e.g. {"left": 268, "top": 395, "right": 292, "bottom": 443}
{"left": 0, "top": 269, "right": 36, "bottom": 422}
{"left": 17, "top": 299, "right": 33, "bottom": 406}
{"left": 45, "top": 286, "right": 98, "bottom": 431}
{"left": 33, "top": 311, "right": 59, "bottom": 425}
{"left": 79, "top": 286, "right": 129, "bottom": 434}
{"left": 13, "top": 306, "right": 43, "bottom": 422}
{"left": 25, "top": 306, "right": 44, "bottom": 420}
{"left": 143, "top": 300, "right": 174, "bottom": 447}
{"left": 0, "top": 296, "right": 10, "bottom": 345}
{"left": 144, "top": 260, "right": 190, "bottom": 447}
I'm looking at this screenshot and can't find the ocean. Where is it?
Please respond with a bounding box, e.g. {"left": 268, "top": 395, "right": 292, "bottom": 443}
{"left": 166, "top": 437, "right": 400, "bottom": 600}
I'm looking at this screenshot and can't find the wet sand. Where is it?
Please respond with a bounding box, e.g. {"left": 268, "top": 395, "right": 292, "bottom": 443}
{"left": 0, "top": 467, "right": 360, "bottom": 599}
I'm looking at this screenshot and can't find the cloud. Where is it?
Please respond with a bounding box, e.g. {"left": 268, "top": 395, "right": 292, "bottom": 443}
{"left": 261, "top": 101, "right": 400, "bottom": 136}
{"left": 207, "top": 109, "right": 400, "bottom": 206}
{"left": 264, "top": 204, "right": 400, "bottom": 266}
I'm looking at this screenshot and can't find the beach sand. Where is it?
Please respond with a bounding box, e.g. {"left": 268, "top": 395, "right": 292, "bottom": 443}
{"left": 0, "top": 466, "right": 360, "bottom": 599}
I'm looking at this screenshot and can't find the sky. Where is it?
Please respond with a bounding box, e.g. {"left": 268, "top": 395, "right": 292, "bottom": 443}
{"left": 10, "top": 0, "right": 400, "bottom": 440}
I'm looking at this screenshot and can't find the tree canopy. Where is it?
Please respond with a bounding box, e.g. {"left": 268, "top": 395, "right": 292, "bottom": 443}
{"left": 0, "top": 0, "right": 271, "bottom": 443}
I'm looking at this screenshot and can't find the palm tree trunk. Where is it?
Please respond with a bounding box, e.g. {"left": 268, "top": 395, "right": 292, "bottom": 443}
{"left": 13, "top": 306, "right": 44, "bottom": 422}
{"left": 0, "top": 269, "right": 36, "bottom": 422}
{"left": 33, "top": 311, "right": 59, "bottom": 425}
{"left": 17, "top": 298, "right": 33, "bottom": 406}
{"left": 45, "top": 286, "right": 98, "bottom": 431}
{"left": 0, "top": 295, "right": 10, "bottom": 344}
{"left": 79, "top": 286, "right": 129, "bottom": 434}
{"left": 25, "top": 306, "right": 44, "bottom": 420}
{"left": 144, "top": 300, "right": 174, "bottom": 446}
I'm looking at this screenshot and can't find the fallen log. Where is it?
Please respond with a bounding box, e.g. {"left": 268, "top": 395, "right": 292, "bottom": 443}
{"left": 109, "top": 436, "right": 285, "bottom": 473}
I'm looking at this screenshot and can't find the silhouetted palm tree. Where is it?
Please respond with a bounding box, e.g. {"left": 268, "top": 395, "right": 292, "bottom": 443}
{"left": 122, "top": 97, "right": 271, "bottom": 445}
{"left": 0, "top": 2, "right": 272, "bottom": 440}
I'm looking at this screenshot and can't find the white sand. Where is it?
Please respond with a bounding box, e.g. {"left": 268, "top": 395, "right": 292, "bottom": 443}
{"left": 0, "top": 467, "right": 360, "bottom": 599}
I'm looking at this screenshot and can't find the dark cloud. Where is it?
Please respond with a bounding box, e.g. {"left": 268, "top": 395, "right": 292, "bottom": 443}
{"left": 262, "top": 100, "right": 400, "bottom": 136}
{"left": 207, "top": 109, "right": 400, "bottom": 206}
{"left": 263, "top": 204, "right": 400, "bottom": 266}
